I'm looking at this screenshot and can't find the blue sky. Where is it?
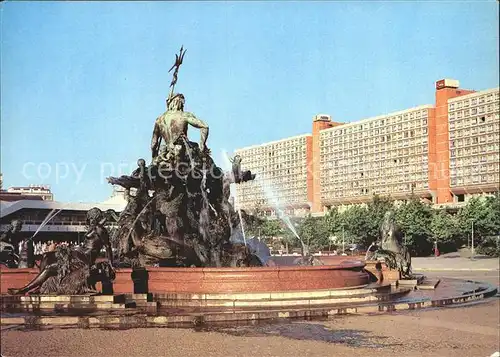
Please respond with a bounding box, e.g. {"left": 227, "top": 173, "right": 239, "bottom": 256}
{"left": 1, "top": 1, "right": 498, "bottom": 203}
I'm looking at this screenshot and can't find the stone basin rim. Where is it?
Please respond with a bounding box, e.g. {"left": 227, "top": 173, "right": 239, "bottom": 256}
{"left": 132, "top": 260, "right": 366, "bottom": 272}
{"left": 0, "top": 261, "right": 371, "bottom": 295}
{"left": 0, "top": 260, "right": 366, "bottom": 273}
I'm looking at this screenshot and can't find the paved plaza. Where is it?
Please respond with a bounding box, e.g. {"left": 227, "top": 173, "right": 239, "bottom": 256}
{"left": 412, "top": 256, "right": 500, "bottom": 272}
{"left": 2, "top": 270, "right": 498, "bottom": 357}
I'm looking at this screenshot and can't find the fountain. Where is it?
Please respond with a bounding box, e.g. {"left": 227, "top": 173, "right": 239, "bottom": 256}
{"left": 0, "top": 48, "right": 496, "bottom": 329}
{"left": 256, "top": 178, "right": 307, "bottom": 246}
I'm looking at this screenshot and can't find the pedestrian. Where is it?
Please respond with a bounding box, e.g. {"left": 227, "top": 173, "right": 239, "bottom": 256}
{"left": 434, "top": 241, "right": 440, "bottom": 257}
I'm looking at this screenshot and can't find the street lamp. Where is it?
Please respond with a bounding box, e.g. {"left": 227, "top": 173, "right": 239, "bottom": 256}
{"left": 341, "top": 225, "right": 346, "bottom": 256}
{"left": 471, "top": 220, "right": 475, "bottom": 260}
{"left": 328, "top": 235, "right": 336, "bottom": 253}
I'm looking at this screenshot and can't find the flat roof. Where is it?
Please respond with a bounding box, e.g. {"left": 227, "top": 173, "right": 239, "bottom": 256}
{"left": 448, "top": 87, "right": 499, "bottom": 102}
{"left": 0, "top": 200, "right": 126, "bottom": 219}
{"left": 320, "top": 104, "right": 434, "bottom": 134}
{"left": 235, "top": 133, "right": 312, "bottom": 152}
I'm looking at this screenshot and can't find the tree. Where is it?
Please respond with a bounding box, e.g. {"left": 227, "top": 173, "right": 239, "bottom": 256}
{"left": 297, "top": 215, "right": 330, "bottom": 252}
{"left": 476, "top": 193, "right": 500, "bottom": 255}
{"left": 483, "top": 193, "right": 500, "bottom": 236}
{"left": 457, "top": 197, "right": 490, "bottom": 247}
{"left": 457, "top": 194, "right": 500, "bottom": 249}
{"left": 260, "top": 219, "right": 282, "bottom": 239}
{"left": 281, "top": 228, "right": 301, "bottom": 252}
{"left": 395, "top": 197, "right": 433, "bottom": 256}
{"left": 365, "top": 195, "right": 394, "bottom": 243}
{"left": 240, "top": 202, "right": 267, "bottom": 237}
{"left": 241, "top": 212, "right": 264, "bottom": 238}
{"left": 430, "top": 209, "right": 460, "bottom": 253}
{"left": 339, "top": 205, "right": 370, "bottom": 247}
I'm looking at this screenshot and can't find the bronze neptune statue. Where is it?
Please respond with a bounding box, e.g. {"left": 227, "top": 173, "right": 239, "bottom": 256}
{"left": 107, "top": 47, "right": 259, "bottom": 268}
{"left": 8, "top": 47, "right": 261, "bottom": 296}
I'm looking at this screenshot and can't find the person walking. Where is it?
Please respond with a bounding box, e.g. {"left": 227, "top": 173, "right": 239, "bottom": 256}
{"left": 434, "top": 241, "right": 440, "bottom": 258}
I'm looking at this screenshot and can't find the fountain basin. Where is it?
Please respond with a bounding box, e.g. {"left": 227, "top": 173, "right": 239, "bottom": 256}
{"left": 0, "top": 278, "right": 497, "bottom": 330}
{"left": 0, "top": 260, "right": 370, "bottom": 295}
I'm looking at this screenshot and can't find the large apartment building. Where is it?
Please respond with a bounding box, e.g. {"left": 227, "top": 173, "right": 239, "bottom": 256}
{"left": 319, "top": 105, "right": 433, "bottom": 207}
{"left": 234, "top": 79, "right": 500, "bottom": 216}
{"left": 447, "top": 88, "right": 500, "bottom": 200}
{"left": 234, "top": 134, "right": 313, "bottom": 217}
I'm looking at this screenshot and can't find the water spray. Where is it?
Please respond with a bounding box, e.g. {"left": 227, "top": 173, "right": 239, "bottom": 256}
{"left": 254, "top": 175, "right": 308, "bottom": 256}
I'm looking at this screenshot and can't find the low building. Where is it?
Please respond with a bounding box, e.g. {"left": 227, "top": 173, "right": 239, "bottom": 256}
{"left": 3, "top": 185, "right": 54, "bottom": 201}
{"left": 0, "top": 198, "right": 126, "bottom": 244}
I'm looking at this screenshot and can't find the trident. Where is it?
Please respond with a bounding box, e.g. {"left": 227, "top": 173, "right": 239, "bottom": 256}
{"left": 168, "top": 45, "right": 187, "bottom": 100}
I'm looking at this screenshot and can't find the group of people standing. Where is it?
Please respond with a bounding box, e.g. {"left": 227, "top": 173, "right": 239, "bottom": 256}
{"left": 0, "top": 219, "right": 90, "bottom": 268}
{"left": 33, "top": 241, "right": 82, "bottom": 256}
